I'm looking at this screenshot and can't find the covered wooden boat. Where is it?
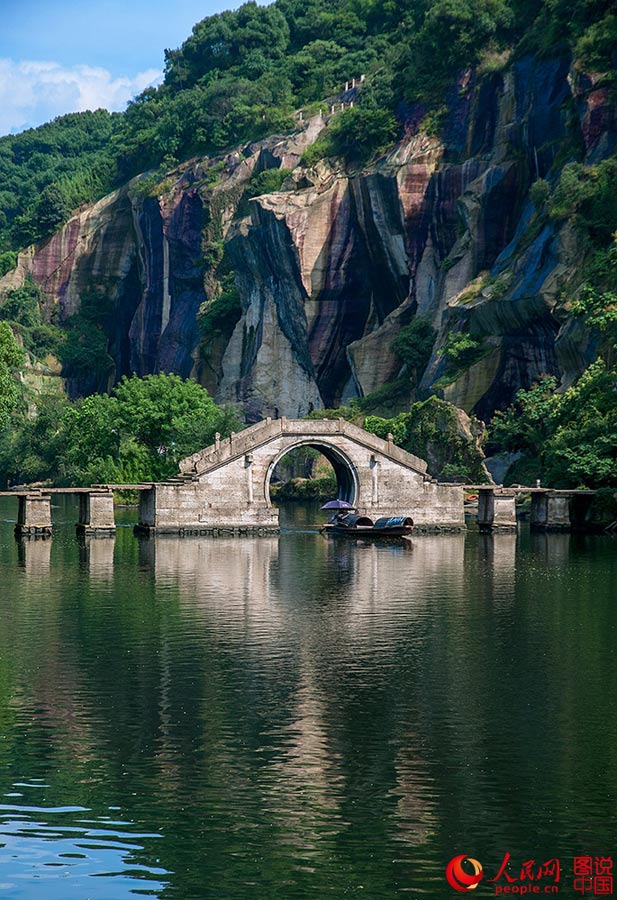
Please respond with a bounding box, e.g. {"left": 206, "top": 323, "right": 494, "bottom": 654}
{"left": 321, "top": 513, "right": 413, "bottom": 538}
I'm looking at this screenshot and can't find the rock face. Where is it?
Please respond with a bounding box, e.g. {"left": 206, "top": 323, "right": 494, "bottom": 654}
{"left": 1, "top": 54, "right": 615, "bottom": 420}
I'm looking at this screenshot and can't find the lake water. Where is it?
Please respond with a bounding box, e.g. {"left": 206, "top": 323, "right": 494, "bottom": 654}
{"left": 0, "top": 496, "right": 616, "bottom": 899}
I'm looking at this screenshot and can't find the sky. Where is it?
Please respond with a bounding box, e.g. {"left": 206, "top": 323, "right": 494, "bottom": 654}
{"left": 0, "top": 0, "right": 246, "bottom": 137}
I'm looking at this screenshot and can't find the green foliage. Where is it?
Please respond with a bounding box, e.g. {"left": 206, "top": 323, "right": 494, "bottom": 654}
{"left": 0, "top": 280, "right": 64, "bottom": 359}
{"left": 586, "top": 487, "right": 617, "bottom": 529}
{"left": 303, "top": 105, "right": 397, "bottom": 166}
{"left": 489, "top": 363, "right": 617, "bottom": 488}
{"left": 271, "top": 474, "right": 338, "bottom": 500}
{"left": 60, "top": 290, "right": 114, "bottom": 380}
{"left": 0, "top": 251, "right": 17, "bottom": 277}
{"left": 569, "top": 236, "right": 617, "bottom": 366}
{"left": 548, "top": 157, "right": 617, "bottom": 244}
{"left": 398, "top": 0, "right": 514, "bottom": 104}
{"left": 437, "top": 331, "right": 487, "bottom": 382}
{"left": 0, "top": 389, "right": 70, "bottom": 487}
{"left": 572, "top": 282, "right": 617, "bottom": 343}
{"left": 521, "top": 0, "right": 614, "bottom": 58}
{"left": 543, "top": 360, "right": 617, "bottom": 487}
{"left": 198, "top": 277, "right": 243, "bottom": 344}
{"left": 0, "top": 322, "right": 24, "bottom": 430}
{"left": 529, "top": 178, "right": 550, "bottom": 208}
{"left": 353, "top": 377, "right": 415, "bottom": 416}
{"left": 0, "top": 110, "right": 118, "bottom": 250}
{"left": 390, "top": 316, "right": 436, "bottom": 377}
{"left": 236, "top": 167, "right": 291, "bottom": 216}
{"left": 575, "top": 13, "right": 617, "bottom": 72}
{"left": 364, "top": 396, "right": 488, "bottom": 482}
{"left": 0, "top": 373, "right": 240, "bottom": 488}
{"left": 489, "top": 375, "right": 561, "bottom": 455}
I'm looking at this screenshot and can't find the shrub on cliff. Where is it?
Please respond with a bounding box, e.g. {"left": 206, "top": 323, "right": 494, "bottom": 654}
{"left": 390, "top": 316, "right": 436, "bottom": 380}
{"left": 0, "top": 281, "right": 64, "bottom": 360}
{"left": 364, "top": 396, "right": 489, "bottom": 483}
{"left": 303, "top": 105, "right": 397, "bottom": 166}
{"left": 548, "top": 157, "right": 617, "bottom": 245}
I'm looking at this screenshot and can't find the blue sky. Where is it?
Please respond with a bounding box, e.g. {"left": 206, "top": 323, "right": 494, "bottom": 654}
{"left": 0, "top": 0, "right": 245, "bottom": 136}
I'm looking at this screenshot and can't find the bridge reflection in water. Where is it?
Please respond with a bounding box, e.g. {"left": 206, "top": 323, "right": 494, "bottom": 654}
{"left": 135, "top": 533, "right": 473, "bottom": 852}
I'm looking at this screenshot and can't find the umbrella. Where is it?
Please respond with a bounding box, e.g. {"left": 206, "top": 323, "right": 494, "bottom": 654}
{"left": 320, "top": 499, "right": 355, "bottom": 510}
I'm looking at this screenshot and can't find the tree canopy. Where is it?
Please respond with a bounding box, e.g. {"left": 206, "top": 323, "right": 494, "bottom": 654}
{"left": 1, "top": 0, "right": 614, "bottom": 252}
{"left": 0, "top": 372, "right": 239, "bottom": 488}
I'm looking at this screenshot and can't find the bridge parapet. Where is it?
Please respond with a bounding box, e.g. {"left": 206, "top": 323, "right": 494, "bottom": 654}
{"left": 179, "top": 417, "right": 428, "bottom": 478}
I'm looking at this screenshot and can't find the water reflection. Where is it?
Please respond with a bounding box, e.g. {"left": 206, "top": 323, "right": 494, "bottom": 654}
{"left": 16, "top": 539, "right": 52, "bottom": 575}
{"left": 529, "top": 531, "right": 571, "bottom": 565}
{"left": 1, "top": 500, "right": 617, "bottom": 900}
{"left": 79, "top": 535, "right": 116, "bottom": 580}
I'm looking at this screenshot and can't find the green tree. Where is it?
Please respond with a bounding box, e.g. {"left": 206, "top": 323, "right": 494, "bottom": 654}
{"left": 303, "top": 105, "right": 397, "bottom": 166}
{"left": 0, "top": 323, "right": 23, "bottom": 430}
{"left": 399, "top": 0, "right": 513, "bottom": 103}
{"left": 0, "top": 251, "right": 17, "bottom": 277}
{"left": 60, "top": 373, "right": 241, "bottom": 484}
{"left": 0, "top": 389, "right": 69, "bottom": 487}
{"left": 390, "top": 316, "right": 436, "bottom": 379}
{"left": 35, "top": 184, "right": 70, "bottom": 237}
{"left": 489, "top": 364, "right": 617, "bottom": 488}
{"left": 489, "top": 375, "right": 562, "bottom": 456}
{"left": 543, "top": 360, "right": 617, "bottom": 488}
{"left": 439, "top": 331, "right": 486, "bottom": 376}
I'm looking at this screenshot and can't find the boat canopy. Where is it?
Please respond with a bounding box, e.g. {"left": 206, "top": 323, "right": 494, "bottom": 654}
{"left": 337, "top": 513, "right": 374, "bottom": 528}
{"left": 374, "top": 516, "right": 414, "bottom": 529}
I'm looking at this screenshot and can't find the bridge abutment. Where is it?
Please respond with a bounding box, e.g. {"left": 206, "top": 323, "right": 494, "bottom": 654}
{"left": 136, "top": 483, "right": 280, "bottom": 536}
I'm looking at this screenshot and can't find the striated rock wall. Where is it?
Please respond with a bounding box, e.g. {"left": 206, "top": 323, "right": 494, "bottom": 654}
{"left": 1, "top": 54, "right": 615, "bottom": 420}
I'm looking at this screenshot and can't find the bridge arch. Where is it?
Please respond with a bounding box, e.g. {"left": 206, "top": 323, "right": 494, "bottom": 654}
{"left": 264, "top": 439, "right": 360, "bottom": 508}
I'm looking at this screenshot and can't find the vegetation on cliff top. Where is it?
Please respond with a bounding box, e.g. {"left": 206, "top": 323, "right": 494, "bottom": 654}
{"left": 0, "top": 0, "right": 614, "bottom": 252}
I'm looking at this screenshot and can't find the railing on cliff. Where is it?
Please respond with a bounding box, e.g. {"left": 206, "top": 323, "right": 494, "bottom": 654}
{"left": 178, "top": 417, "right": 428, "bottom": 479}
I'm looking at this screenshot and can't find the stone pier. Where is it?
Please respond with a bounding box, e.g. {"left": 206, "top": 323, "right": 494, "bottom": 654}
{"left": 530, "top": 492, "right": 571, "bottom": 531}
{"left": 477, "top": 488, "right": 517, "bottom": 532}
{"left": 15, "top": 493, "right": 52, "bottom": 538}
{"left": 77, "top": 490, "right": 116, "bottom": 536}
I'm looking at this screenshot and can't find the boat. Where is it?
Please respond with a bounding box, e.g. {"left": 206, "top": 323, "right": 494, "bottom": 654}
{"left": 321, "top": 512, "right": 414, "bottom": 538}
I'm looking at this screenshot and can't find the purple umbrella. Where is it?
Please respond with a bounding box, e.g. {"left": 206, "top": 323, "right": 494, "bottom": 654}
{"left": 320, "top": 499, "right": 355, "bottom": 510}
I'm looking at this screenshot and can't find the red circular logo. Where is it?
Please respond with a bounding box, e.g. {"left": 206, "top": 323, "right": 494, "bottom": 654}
{"left": 446, "top": 855, "right": 484, "bottom": 892}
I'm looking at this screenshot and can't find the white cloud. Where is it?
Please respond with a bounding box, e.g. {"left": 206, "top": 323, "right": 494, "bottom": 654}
{"left": 0, "top": 59, "right": 162, "bottom": 135}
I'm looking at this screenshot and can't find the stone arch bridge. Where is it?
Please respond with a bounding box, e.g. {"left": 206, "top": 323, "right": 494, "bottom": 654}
{"left": 1, "top": 419, "right": 594, "bottom": 536}
{"left": 137, "top": 417, "right": 464, "bottom": 534}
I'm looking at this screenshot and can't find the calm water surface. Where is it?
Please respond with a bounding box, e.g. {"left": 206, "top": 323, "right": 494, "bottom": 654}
{"left": 0, "top": 496, "right": 616, "bottom": 899}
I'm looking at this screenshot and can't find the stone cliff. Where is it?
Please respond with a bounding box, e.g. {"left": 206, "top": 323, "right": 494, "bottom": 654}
{"left": 1, "top": 54, "right": 615, "bottom": 421}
